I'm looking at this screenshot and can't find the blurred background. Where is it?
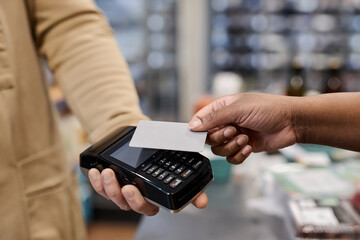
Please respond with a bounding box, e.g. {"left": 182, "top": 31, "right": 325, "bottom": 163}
{"left": 48, "top": 0, "right": 360, "bottom": 239}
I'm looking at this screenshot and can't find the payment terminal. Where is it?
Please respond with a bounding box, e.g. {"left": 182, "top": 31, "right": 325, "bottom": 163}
{"left": 80, "top": 126, "right": 213, "bottom": 213}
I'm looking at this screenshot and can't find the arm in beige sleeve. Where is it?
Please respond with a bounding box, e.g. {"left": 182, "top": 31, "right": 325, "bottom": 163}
{"left": 292, "top": 92, "right": 360, "bottom": 151}
{"left": 33, "top": 0, "right": 148, "bottom": 142}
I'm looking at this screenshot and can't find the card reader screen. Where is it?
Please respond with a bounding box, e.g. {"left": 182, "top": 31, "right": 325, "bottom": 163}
{"left": 110, "top": 141, "right": 157, "bottom": 168}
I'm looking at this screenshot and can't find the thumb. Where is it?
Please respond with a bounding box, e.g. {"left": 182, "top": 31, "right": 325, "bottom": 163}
{"left": 189, "top": 104, "right": 237, "bottom": 131}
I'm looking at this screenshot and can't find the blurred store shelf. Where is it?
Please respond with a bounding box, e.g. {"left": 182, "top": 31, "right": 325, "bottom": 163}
{"left": 209, "top": 0, "right": 360, "bottom": 93}
{"left": 96, "top": 0, "right": 179, "bottom": 121}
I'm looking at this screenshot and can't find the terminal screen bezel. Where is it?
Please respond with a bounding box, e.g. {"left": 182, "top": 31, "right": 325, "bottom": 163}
{"left": 100, "top": 129, "right": 157, "bottom": 171}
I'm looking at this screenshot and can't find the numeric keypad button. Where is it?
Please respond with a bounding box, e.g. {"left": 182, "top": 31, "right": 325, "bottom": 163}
{"left": 164, "top": 174, "right": 175, "bottom": 184}
{"left": 152, "top": 168, "right": 164, "bottom": 177}
{"left": 146, "top": 165, "right": 158, "bottom": 174}
{"left": 158, "top": 171, "right": 169, "bottom": 181}
{"left": 175, "top": 165, "right": 186, "bottom": 175}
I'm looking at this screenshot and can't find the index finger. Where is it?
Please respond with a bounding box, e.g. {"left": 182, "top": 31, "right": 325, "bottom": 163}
{"left": 189, "top": 95, "right": 239, "bottom": 131}
{"left": 191, "top": 95, "right": 237, "bottom": 122}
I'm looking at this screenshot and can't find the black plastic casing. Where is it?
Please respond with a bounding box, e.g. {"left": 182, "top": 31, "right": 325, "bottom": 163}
{"left": 79, "top": 126, "right": 213, "bottom": 212}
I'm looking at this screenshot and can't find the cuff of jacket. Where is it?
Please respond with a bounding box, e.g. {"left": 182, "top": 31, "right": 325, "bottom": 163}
{"left": 88, "top": 114, "right": 150, "bottom": 143}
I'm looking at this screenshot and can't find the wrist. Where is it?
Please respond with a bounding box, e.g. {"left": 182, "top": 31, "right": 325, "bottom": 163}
{"left": 289, "top": 97, "right": 309, "bottom": 144}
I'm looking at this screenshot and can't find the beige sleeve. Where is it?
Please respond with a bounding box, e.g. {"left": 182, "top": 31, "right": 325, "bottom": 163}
{"left": 32, "top": 0, "right": 149, "bottom": 142}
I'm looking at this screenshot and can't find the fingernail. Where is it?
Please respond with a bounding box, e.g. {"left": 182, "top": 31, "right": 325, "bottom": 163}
{"left": 152, "top": 208, "right": 160, "bottom": 215}
{"left": 103, "top": 171, "right": 112, "bottom": 183}
{"left": 241, "top": 145, "right": 251, "bottom": 156}
{"left": 236, "top": 136, "right": 246, "bottom": 146}
{"left": 121, "top": 203, "right": 131, "bottom": 211}
{"left": 122, "top": 205, "right": 131, "bottom": 211}
{"left": 123, "top": 189, "right": 134, "bottom": 200}
{"left": 189, "top": 119, "right": 202, "bottom": 129}
{"left": 224, "top": 127, "right": 235, "bottom": 138}
{"left": 89, "top": 171, "right": 98, "bottom": 181}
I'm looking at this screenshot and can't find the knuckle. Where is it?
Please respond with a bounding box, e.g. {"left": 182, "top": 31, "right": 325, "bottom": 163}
{"left": 221, "top": 141, "right": 239, "bottom": 156}
{"left": 206, "top": 135, "right": 217, "bottom": 146}
{"left": 226, "top": 156, "right": 235, "bottom": 164}
{"left": 92, "top": 181, "right": 104, "bottom": 193}
{"left": 211, "top": 146, "right": 224, "bottom": 156}
{"left": 243, "top": 135, "right": 249, "bottom": 144}
{"left": 204, "top": 111, "right": 217, "bottom": 123}
{"left": 227, "top": 154, "right": 245, "bottom": 165}
{"left": 214, "top": 132, "right": 226, "bottom": 144}
{"left": 105, "top": 185, "right": 120, "bottom": 199}
{"left": 212, "top": 135, "right": 221, "bottom": 145}
{"left": 236, "top": 136, "right": 247, "bottom": 147}
{"left": 236, "top": 154, "right": 246, "bottom": 164}
{"left": 229, "top": 142, "right": 239, "bottom": 153}
{"left": 108, "top": 191, "right": 119, "bottom": 199}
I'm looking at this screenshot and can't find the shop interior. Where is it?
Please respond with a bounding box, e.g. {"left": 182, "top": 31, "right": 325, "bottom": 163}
{"left": 49, "top": 0, "right": 360, "bottom": 239}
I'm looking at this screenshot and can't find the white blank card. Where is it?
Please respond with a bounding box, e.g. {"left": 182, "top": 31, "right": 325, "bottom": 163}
{"left": 129, "top": 120, "right": 207, "bottom": 152}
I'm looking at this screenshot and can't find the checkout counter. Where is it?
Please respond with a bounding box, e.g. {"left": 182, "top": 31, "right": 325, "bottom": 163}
{"left": 134, "top": 146, "right": 360, "bottom": 240}
{"left": 135, "top": 151, "right": 291, "bottom": 240}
